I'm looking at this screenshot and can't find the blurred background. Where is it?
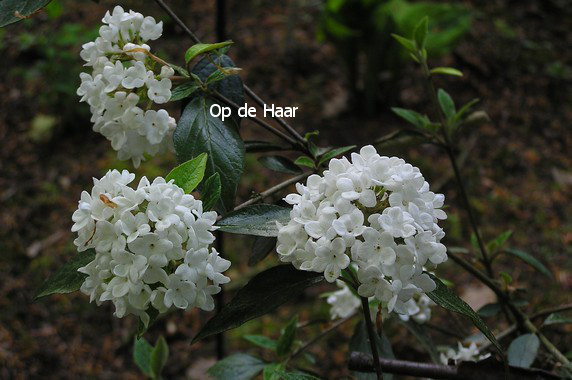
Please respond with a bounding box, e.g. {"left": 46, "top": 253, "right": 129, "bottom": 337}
{"left": 1, "top": 0, "right": 571, "bottom": 378}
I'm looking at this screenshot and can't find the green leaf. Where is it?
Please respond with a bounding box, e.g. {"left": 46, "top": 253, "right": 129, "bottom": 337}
{"left": 259, "top": 156, "right": 302, "bottom": 174}
{"left": 243, "top": 335, "right": 277, "bottom": 351}
{"left": 487, "top": 230, "right": 512, "bottom": 254}
{"left": 503, "top": 248, "right": 552, "bottom": 278}
{"left": 169, "top": 64, "right": 190, "bottom": 78}
{"left": 263, "top": 363, "right": 284, "bottom": 380}
{"left": 453, "top": 98, "right": 480, "bottom": 124}
{"left": 216, "top": 205, "right": 291, "bottom": 237}
{"left": 274, "top": 371, "right": 320, "bottom": 380}
{"left": 137, "top": 307, "right": 160, "bottom": 338}
{"left": 294, "top": 156, "right": 314, "bottom": 168}
{"left": 193, "top": 265, "right": 323, "bottom": 343}
{"left": 191, "top": 55, "right": 244, "bottom": 125}
{"left": 244, "top": 140, "right": 284, "bottom": 153}
{"left": 437, "top": 89, "right": 456, "bottom": 119}
{"left": 318, "top": 145, "right": 356, "bottom": 166}
{"left": 206, "top": 69, "right": 229, "bottom": 86}
{"left": 173, "top": 96, "right": 244, "bottom": 213}
{"left": 413, "top": 16, "right": 429, "bottom": 50}
{"left": 170, "top": 82, "right": 200, "bottom": 102}
{"left": 133, "top": 338, "right": 154, "bottom": 378}
{"left": 349, "top": 320, "right": 395, "bottom": 380}
{"left": 391, "top": 107, "right": 434, "bottom": 131}
{"left": 0, "top": 0, "right": 51, "bottom": 28}
{"left": 249, "top": 236, "right": 277, "bottom": 266}
{"left": 430, "top": 67, "right": 463, "bottom": 77}
{"left": 165, "top": 153, "right": 208, "bottom": 194}
{"left": 185, "top": 41, "right": 234, "bottom": 63}
{"left": 426, "top": 273, "right": 502, "bottom": 355}
{"left": 201, "top": 173, "right": 222, "bottom": 211}
{"left": 399, "top": 319, "right": 440, "bottom": 363}
{"left": 507, "top": 334, "right": 539, "bottom": 368}
{"left": 477, "top": 303, "right": 502, "bottom": 317}
{"left": 276, "top": 315, "right": 298, "bottom": 357}
{"left": 208, "top": 353, "right": 266, "bottom": 380}
{"left": 544, "top": 313, "right": 572, "bottom": 326}
{"left": 35, "top": 249, "right": 95, "bottom": 299}
{"left": 391, "top": 33, "right": 416, "bottom": 52}
{"left": 150, "top": 336, "right": 169, "bottom": 379}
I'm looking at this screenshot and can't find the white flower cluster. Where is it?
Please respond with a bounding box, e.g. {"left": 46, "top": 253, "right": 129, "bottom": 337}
{"left": 397, "top": 294, "right": 435, "bottom": 324}
{"left": 326, "top": 281, "right": 361, "bottom": 319}
{"left": 77, "top": 6, "right": 176, "bottom": 167}
{"left": 72, "top": 169, "right": 230, "bottom": 325}
{"left": 440, "top": 342, "right": 490, "bottom": 365}
{"left": 278, "top": 145, "right": 447, "bottom": 315}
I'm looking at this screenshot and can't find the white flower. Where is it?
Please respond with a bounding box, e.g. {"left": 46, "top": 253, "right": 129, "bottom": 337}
{"left": 140, "top": 16, "right": 163, "bottom": 41}
{"left": 146, "top": 77, "right": 172, "bottom": 104}
{"left": 72, "top": 170, "right": 229, "bottom": 323}
{"left": 327, "top": 281, "right": 361, "bottom": 319}
{"left": 277, "top": 145, "right": 447, "bottom": 316}
{"left": 440, "top": 342, "right": 490, "bottom": 365}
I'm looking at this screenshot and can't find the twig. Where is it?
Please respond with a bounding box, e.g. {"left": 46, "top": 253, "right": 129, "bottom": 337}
{"left": 290, "top": 313, "right": 356, "bottom": 360}
{"left": 361, "top": 297, "right": 384, "bottom": 379}
{"left": 532, "top": 303, "right": 572, "bottom": 321}
{"left": 348, "top": 352, "right": 560, "bottom": 380}
{"left": 153, "top": 0, "right": 306, "bottom": 145}
{"left": 233, "top": 172, "right": 311, "bottom": 211}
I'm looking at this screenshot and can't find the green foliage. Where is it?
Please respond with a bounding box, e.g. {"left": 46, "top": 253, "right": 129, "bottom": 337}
{"left": 165, "top": 153, "right": 207, "bottom": 194}
{"left": 201, "top": 173, "right": 222, "bottom": 211}
{"left": 0, "top": 0, "right": 51, "bottom": 27}
{"left": 276, "top": 315, "right": 298, "bottom": 357}
{"left": 173, "top": 96, "right": 244, "bottom": 213}
{"left": 35, "top": 249, "right": 95, "bottom": 299}
{"left": 437, "top": 88, "right": 456, "bottom": 120}
{"left": 349, "top": 320, "right": 395, "bottom": 380}
{"left": 244, "top": 335, "right": 277, "bottom": 351}
{"left": 318, "top": 145, "right": 356, "bottom": 166}
{"left": 192, "top": 265, "right": 323, "bottom": 343}
{"left": 208, "top": 353, "right": 266, "bottom": 380}
{"left": 543, "top": 313, "right": 572, "bottom": 326}
{"left": 426, "top": 273, "right": 502, "bottom": 355}
{"left": 170, "top": 82, "right": 200, "bottom": 101}
{"left": 249, "top": 236, "right": 277, "bottom": 266}
{"left": 502, "top": 248, "right": 552, "bottom": 278}
{"left": 216, "top": 205, "right": 291, "bottom": 237}
{"left": 430, "top": 67, "right": 463, "bottom": 77}
{"left": 487, "top": 230, "right": 512, "bottom": 254}
{"left": 185, "top": 41, "right": 234, "bottom": 63}
{"left": 259, "top": 156, "right": 302, "bottom": 174}
{"left": 134, "top": 336, "right": 170, "bottom": 380}
{"left": 477, "top": 303, "right": 502, "bottom": 318}
{"left": 507, "top": 334, "right": 539, "bottom": 368}
{"left": 294, "top": 156, "right": 315, "bottom": 169}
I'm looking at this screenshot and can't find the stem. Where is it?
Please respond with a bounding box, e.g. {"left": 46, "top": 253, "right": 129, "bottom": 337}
{"left": 153, "top": 0, "right": 307, "bottom": 145}
{"left": 361, "top": 297, "right": 383, "bottom": 380}
{"left": 233, "top": 172, "right": 311, "bottom": 211}
{"left": 215, "top": 231, "right": 225, "bottom": 359}
{"left": 532, "top": 303, "right": 572, "bottom": 321}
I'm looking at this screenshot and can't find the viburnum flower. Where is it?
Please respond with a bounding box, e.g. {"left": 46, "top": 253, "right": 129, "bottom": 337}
{"left": 440, "top": 342, "right": 491, "bottom": 365}
{"left": 77, "top": 6, "right": 176, "bottom": 167}
{"left": 277, "top": 145, "right": 447, "bottom": 316}
{"left": 71, "top": 169, "right": 230, "bottom": 326}
{"left": 326, "top": 281, "right": 361, "bottom": 319}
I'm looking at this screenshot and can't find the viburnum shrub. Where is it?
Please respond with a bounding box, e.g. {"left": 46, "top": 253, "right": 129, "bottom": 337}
{"left": 20, "top": 3, "right": 569, "bottom": 380}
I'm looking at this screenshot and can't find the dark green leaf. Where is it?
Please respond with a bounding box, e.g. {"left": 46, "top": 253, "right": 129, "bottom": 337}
{"left": 507, "top": 334, "right": 539, "bottom": 368}
{"left": 277, "top": 315, "right": 298, "bottom": 357}
{"left": 150, "top": 336, "right": 169, "bottom": 379}
{"left": 399, "top": 319, "right": 440, "bottom": 363}
{"left": 243, "top": 335, "right": 277, "bottom": 351}
{"left": 294, "top": 156, "right": 314, "bottom": 168}
{"left": 173, "top": 96, "right": 244, "bottom": 213}
{"left": 193, "top": 265, "right": 323, "bottom": 343}
{"left": 477, "top": 303, "right": 502, "bottom": 317}
{"left": 35, "top": 249, "right": 95, "bottom": 299}
{"left": 391, "top": 33, "right": 416, "bottom": 52}
{"left": 487, "top": 230, "right": 512, "bottom": 254}
{"left": 170, "top": 82, "right": 199, "bottom": 102}
{"left": 216, "top": 205, "right": 291, "bottom": 237}
{"left": 191, "top": 55, "right": 244, "bottom": 125}
{"left": 437, "top": 89, "right": 456, "bottom": 119}
{"left": 263, "top": 363, "right": 284, "bottom": 380}
{"left": 391, "top": 107, "right": 435, "bottom": 132}
{"left": 318, "top": 145, "right": 356, "bottom": 166}
{"left": 249, "top": 236, "right": 277, "bottom": 266}
{"left": 543, "top": 313, "right": 572, "bottom": 326}
{"left": 185, "top": 41, "right": 234, "bottom": 63}
{"left": 208, "top": 353, "right": 265, "bottom": 380}
{"left": 259, "top": 156, "right": 302, "bottom": 174}
{"left": 430, "top": 67, "right": 463, "bottom": 77}
{"left": 201, "top": 173, "right": 222, "bottom": 212}
{"left": 426, "top": 273, "right": 502, "bottom": 354}
{"left": 0, "top": 0, "right": 51, "bottom": 28}
{"left": 165, "top": 153, "right": 208, "bottom": 194}
{"left": 413, "top": 16, "right": 429, "bottom": 50}
{"left": 349, "top": 320, "right": 395, "bottom": 380}
{"left": 274, "top": 371, "right": 320, "bottom": 380}
{"left": 503, "top": 248, "right": 552, "bottom": 278}
{"left": 137, "top": 307, "right": 160, "bottom": 338}
{"left": 133, "top": 338, "right": 154, "bottom": 378}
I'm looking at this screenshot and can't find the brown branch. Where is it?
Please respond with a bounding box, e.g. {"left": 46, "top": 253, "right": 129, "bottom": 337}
{"left": 348, "top": 352, "right": 560, "bottom": 380}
